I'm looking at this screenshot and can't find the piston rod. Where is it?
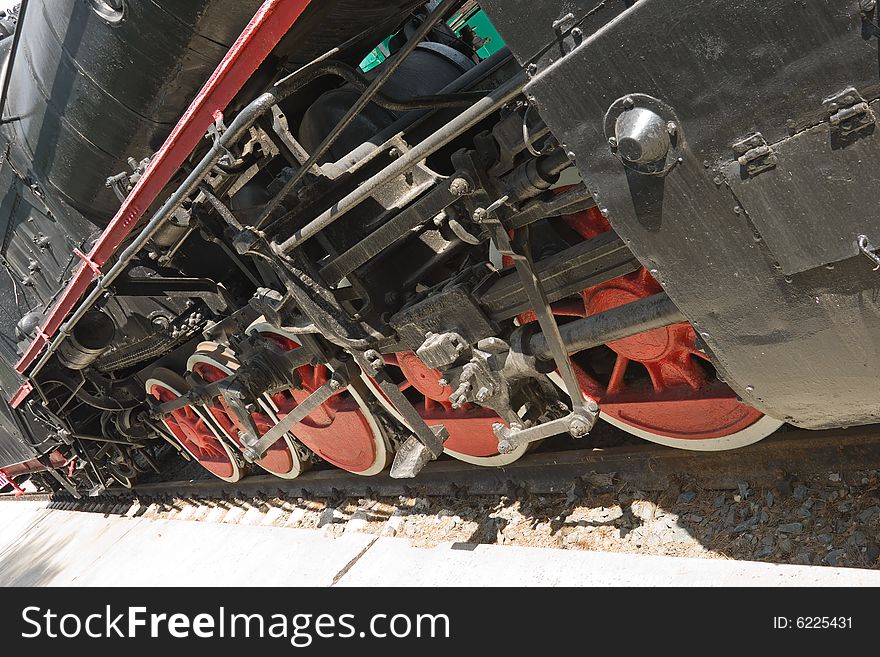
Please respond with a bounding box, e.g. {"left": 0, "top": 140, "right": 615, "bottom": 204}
{"left": 273, "top": 69, "right": 529, "bottom": 252}
{"left": 529, "top": 292, "right": 688, "bottom": 361}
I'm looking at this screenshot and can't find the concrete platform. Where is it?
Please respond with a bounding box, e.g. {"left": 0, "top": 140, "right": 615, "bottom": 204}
{"left": 1, "top": 501, "right": 878, "bottom": 586}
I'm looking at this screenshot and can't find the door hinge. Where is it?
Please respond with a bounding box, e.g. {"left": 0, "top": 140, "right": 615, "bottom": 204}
{"left": 824, "top": 87, "right": 876, "bottom": 137}
{"left": 733, "top": 132, "right": 777, "bottom": 177}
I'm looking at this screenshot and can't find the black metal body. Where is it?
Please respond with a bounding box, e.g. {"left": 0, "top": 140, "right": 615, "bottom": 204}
{"left": 482, "top": 0, "right": 880, "bottom": 429}
{"left": 1, "top": 0, "right": 263, "bottom": 223}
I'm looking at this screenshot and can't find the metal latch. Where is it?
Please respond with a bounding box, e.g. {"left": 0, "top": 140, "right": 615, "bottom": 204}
{"left": 733, "top": 132, "right": 777, "bottom": 177}
{"left": 824, "top": 87, "right": 876, "bottom": 137}
{"left": 857, "top": 234, "right": 880, "bottom": 271}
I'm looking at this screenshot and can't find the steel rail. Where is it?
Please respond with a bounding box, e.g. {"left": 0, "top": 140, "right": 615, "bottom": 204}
{"left": 6, "top": 427, "right": 880, "bottom": 502}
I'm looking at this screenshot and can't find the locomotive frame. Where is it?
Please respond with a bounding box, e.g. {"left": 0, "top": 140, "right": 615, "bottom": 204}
{"left": 0, "top": 0, "right": 876, "bottom": 496}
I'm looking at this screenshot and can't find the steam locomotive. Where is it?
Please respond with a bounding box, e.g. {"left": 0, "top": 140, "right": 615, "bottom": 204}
{"left": 0, "top": 0, "right": 876, "bottom": 496}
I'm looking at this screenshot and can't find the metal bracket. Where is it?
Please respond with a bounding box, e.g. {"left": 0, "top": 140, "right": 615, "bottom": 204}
{"left": 72, "top": 248, "right": 102, "bottom": 278}
{"left": 824, "top": 87, "right": 876, "bottom": 137}
{"left": 733, "top": 132, "right": 777, "bottom": 177}
{"left": 238, "top": 359, "right": 357, "bottom": 462}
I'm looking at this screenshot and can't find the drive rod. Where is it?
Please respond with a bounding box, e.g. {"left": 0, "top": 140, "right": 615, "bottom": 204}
{"left": 529, "top": 292, "right": 687, "bottom": 361}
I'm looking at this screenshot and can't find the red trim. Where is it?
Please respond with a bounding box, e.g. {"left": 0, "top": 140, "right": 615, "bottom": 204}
{"left": 12, "top": 0, "right": 311, "bottom": 391}
{"left": 9, "top": 380, "right": 33, "bottom": 409}
{"left": 72, "top": 248, "right": 102, "bottom": 277}
{"left": 0, "top": 471, "right": 25, "bottom": 496}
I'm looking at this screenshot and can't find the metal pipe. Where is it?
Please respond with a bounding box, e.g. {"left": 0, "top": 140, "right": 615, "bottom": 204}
{"left": 0, "top": 0, "right": 28, "bottom": 124}
{"left": 368, "top": 46, "right": 512, "bottom": 146}
{"left": 529, "top": 292, "right": 688, "bottom": 361}
{"left": 256, "top": 0, "right": 461, "bottom": 227}
{"left": 274, "top": 69, "right": 528, "bottom": 252}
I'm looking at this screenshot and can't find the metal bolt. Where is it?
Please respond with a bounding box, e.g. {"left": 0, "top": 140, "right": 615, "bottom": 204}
{"left": 568, "top": 417, "right": 590, "bottom": 437}
{"left": 472, "top": 208, "right": 488, "bottom": 223}
{"left": 448, "top": 177, "right": 472, "bottom": 196}
{"left": 608, "top": 136, "right": 618, "bottom": 149}
{"left": 570, "top": 27, "right": 583, "bottom": 39}
{"left": 388, "top": 147, "right": 401, "bottom": 158}
{"left": 526, "top": 63, "right": 538, "bottom": 75}
{"left": 475, "top": 386, "right": 491, "bottom": 403}
{"left": 498, "top": 439, "right": 512, "bottom": 454}
{"left": 586, "top": 400, "right": 599, "bottom": 413}
{"left": 666, "top": 121, "right": 677, "bottom": 135}
{"left": 622, "top": 96, "right": 635, "bottom": 110}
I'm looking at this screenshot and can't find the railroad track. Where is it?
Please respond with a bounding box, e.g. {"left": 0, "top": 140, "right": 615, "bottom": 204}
{"left": 5, "top": 426, "right": 880, "bottom": 505}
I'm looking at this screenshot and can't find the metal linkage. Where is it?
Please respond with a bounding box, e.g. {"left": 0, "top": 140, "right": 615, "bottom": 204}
{"left": 238, "top": 359, "right": 359, "bottom": 462}
{"left": 272, "top": 70, "right": 529, "bottom": 252}
{"left": 355, "top": 349, "right": 447, "bottom": 479}
{"left": 256, "top": 0, "right": 461, "bottom": 228}
{"left": 489, "top": 222, "right": 593, "bottom": 420}
{"left": 495, "top": 407, "right": 597, "bottom": 454}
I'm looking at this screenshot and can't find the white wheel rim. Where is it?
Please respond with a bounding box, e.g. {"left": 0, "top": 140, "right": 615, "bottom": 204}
{"left": 547, "top": 372, "right": 783, "bottom": 451}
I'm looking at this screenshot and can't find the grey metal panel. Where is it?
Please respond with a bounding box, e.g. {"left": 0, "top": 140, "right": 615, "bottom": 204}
{"left": 725, "top": 99, "right": 880, "bottom": 275}
{"left": 509, "top": 0, "right": 880, "bottom": 429}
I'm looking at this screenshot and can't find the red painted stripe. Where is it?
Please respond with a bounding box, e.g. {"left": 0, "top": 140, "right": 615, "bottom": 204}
{"left": 12, "top": 0, "right": 311, "bottom": 389}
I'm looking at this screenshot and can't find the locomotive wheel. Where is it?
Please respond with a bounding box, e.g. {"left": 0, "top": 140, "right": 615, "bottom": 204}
{"left": 187, "top": 343, "right": 309, "bottom": 480}
{"left": 145, "top": 369, "right": 243, "bottom": 482}
{"left": 105, "top": 444, "right": 137, "bottom": 488}
{"left": 248, "top": 322, "right": 392, "bottom": 476}
{"left": 385, "top": 352, "right": 531, "bottom": 467}
{"left": 543, "top": 206, "right": 783, "bottom": 451}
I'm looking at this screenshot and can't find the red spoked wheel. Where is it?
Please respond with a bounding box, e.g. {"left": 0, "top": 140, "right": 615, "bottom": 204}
{"left": 145, "top": 368, "right": 243, "bottom": 482}
{"left": 187, "top": 343, "right": 308, "bottom": 479}
{"left": 382, "top": 351, "right": 530, "bottom": 466}
{"left": 248, "top": 322, "right": 392, "bottom": 476}
{"left": 539, "top": 206, "right": 782, "bottom": 450}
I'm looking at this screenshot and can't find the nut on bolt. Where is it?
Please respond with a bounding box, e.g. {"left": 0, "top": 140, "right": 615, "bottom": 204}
{"left": 568, "top": 415, "right": 592, "bottom": 437}
{"left": 449, "top": 177, "right": 472, "bottom": 196}
{"left": 363, "top": 349, "right": 385, "bottom": 375}
{"left": 475, "top": 386, "right": 491, "bottom": 403}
